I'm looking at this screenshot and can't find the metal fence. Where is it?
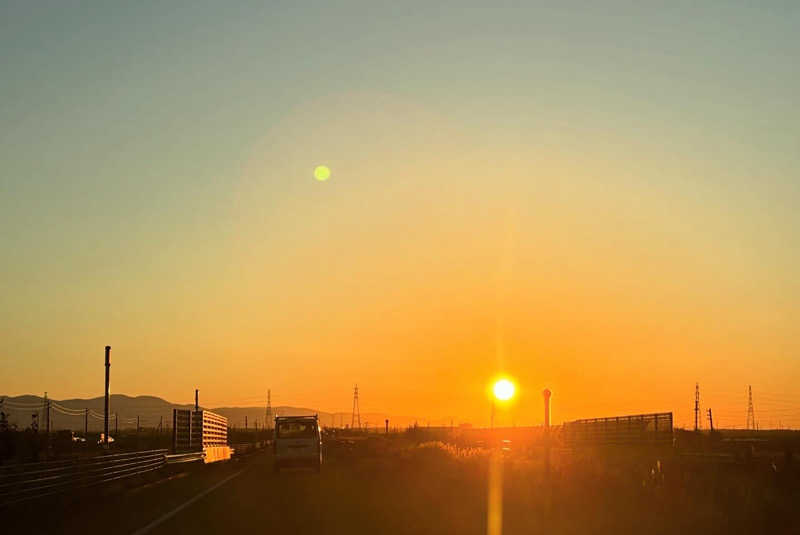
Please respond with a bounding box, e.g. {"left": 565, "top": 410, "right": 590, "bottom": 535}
{"left": 562, "top": 412, "right": 673, "bottom": 446}
{"left": 0, "top": 449, "right": 167, "bottom": 507}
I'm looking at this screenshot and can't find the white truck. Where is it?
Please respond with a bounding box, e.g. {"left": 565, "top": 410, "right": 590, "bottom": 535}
{"left": 272, "top": 415, "right": 322, "bottom": 473}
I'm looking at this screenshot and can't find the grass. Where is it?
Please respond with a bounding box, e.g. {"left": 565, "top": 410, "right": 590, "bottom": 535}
{"left": 323, "top": 435, "right": 800, "bottom": 534}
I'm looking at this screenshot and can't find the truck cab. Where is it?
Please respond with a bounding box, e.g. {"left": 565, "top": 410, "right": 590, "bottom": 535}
{"left": 273, "top": 415, "right": 322, "bottom": 472}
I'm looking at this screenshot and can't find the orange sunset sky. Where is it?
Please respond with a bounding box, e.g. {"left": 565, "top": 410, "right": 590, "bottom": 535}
{"left": 1, "top": 3, "right": 798, "bottom": 428}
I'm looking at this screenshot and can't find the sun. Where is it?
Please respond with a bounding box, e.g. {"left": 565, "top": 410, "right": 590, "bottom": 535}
{"left": 493, "top": 379, "right": 515, "bottom": 401}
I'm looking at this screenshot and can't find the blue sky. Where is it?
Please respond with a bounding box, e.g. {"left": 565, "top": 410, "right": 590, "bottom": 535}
{"left": 1, "top": 2, "right": 798, "bottom": 426}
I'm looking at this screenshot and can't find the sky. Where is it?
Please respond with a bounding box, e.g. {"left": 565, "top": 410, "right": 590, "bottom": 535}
{"left": 1, "top": 1, "right": 799, "bottom": 428}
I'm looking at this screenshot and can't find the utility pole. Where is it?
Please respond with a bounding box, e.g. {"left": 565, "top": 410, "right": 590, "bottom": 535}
{"left": 43, "top": 392, "right": 50, "bottom": 459}
{"left": 385, "top": 419, "right": 389, "bottom": 434}
{"left": 104, "top": 346, "right": 111, "bottom": 447}
{"left": 707, "top": 408, "right": 714, "bottom": 432}
{"left": 0, "top": 398, "right": 7, "bottom": 433}
{"left": 85, "top": 408, "right": 88, "bottom": 437}
{"left": 195, "top": 389, "right": 199, "bottom": 412}
{"left": 115, "top": 413, "right": 118, "bottom": 438}
{"left": 694, "top": 382, "right": 700, "bottom": 431}
{"left": 245, "top": 415, "right": 248, "bottom": 429}
{"left": 44, "top": 392, "right": 50, "bottom": 436}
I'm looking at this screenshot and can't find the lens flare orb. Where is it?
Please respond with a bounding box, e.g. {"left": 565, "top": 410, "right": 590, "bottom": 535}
{"left": 314, "top": 165, "right": 331, "bottom": 181}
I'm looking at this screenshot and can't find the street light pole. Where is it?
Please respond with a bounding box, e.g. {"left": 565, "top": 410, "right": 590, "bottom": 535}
{"left": 543, "top": 389, "right": 552, "bottom": 477}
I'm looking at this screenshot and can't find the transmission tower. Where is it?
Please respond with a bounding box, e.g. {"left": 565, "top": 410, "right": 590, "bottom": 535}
{"left": 266, "top": 390, "right": 273, "bottom": 430}
{"left": 746, "top": 385, "right": 756, "bottom": 430}
{"left": 351, "top": 385, "right": 361, "bottom": 429}
{"left": 694, "top": 383, "right": 700, "bottom": 431}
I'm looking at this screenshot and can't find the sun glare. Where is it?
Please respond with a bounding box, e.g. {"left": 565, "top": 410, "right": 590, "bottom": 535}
{"left": 492, "top": 379, "right": 515, "bottom": 401}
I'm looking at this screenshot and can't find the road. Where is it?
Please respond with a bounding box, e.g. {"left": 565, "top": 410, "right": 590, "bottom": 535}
{"left": 8, "top": 450, "right": 489, "bottom": 535}
{"left": 6, "top": 444, "right": 799, "bottom": 535}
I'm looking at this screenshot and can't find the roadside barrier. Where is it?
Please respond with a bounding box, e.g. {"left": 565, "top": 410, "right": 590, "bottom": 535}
{"left": 0, "top": 449, "right": 167, "bottom": 507}
{"left": 1, "top": 439, "right": 267, "bottom": 508}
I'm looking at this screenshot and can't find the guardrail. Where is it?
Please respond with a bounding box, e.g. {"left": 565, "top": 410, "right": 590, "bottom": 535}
{"left": 0, "top": 441, "right": 266, "bottom": 508}
{"left": 165, "top": 451, "right": 205, "bottom": 464}
{"left": 0, "top": 449, "right": 167, "bottom": 507}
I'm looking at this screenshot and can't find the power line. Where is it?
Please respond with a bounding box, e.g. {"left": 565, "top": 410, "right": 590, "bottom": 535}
{"left": 50, "top": 402, "right": 86, "bottom": 415}
{"left": 52, "top": 405, "right": 84, "bottom": 416}
{"left": 3, "top": 400, "right": 46, "bottom": 409}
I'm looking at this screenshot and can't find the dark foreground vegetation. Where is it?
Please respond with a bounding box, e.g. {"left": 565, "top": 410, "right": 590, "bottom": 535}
{"left": 322, "top": 431, "right": 799, "bottom": 534}
{"left": 4, "top": 428, "right": 798, "bottom": 534}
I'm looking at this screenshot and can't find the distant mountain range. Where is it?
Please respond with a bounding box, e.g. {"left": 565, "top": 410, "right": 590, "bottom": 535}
{"left": 0, "top": 394, "right": 423, "bottom": 431}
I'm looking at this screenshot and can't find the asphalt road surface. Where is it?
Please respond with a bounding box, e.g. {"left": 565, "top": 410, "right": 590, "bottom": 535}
{"left": 8, "top": 445, "right": 799, "bottom": 535}
{"left": 7, "top": 450, "right": 487, "bottom": 535}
